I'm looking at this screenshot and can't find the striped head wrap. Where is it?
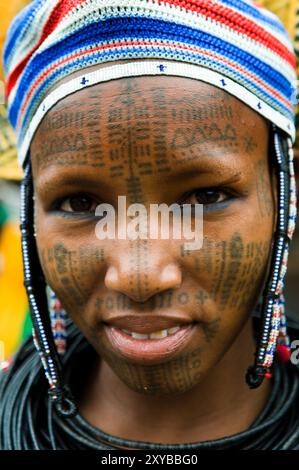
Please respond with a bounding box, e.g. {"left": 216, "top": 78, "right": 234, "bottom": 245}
{"left": 2, "top": 0, "right": 298, "bottom": 414}
{"left": 2, "top": 0, "right": 298, "bottom": 167}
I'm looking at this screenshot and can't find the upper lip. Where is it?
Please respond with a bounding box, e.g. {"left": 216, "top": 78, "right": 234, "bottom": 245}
{"left": 103, "top": 315, "right": 195, "bottom": 334}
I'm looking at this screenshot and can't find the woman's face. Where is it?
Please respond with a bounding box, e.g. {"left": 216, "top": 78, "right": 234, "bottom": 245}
{"left": 30, "top": 70, "right": 275, "bottom": 396}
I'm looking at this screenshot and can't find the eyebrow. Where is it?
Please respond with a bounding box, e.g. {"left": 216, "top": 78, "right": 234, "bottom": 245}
{"left": 34, "top": 149, "right": 249, "bottom": 194}
{"left": 167, "top": 154, "right": 246, "bottom": 182}
{"left": 171, "top": 166, "right": 242, "bottom": 182}
{"left": 35, "top": 172, "right": 107, "bottom": 194}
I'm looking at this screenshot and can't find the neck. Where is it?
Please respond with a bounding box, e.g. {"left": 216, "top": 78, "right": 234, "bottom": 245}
{"left": 78, "top": 319, "right": 272, "bottom": 444}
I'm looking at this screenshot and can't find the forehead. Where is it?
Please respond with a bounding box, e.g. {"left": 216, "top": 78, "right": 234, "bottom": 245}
{"left": 30, "top": 67, "right": 269, "bottom": 177}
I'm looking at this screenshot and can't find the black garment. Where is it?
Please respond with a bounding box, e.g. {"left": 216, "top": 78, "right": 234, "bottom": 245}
{"left": 1, "top": 319, "right": 299, "bottom": 450}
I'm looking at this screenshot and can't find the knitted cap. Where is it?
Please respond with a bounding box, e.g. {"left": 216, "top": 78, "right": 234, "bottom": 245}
{"left": 2, "top": 0, "right": 298, "bottom": 169}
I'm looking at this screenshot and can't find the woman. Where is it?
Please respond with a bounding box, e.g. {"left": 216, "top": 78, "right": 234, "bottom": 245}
{"left": 0, "top": 0, "right": 299, "bottom": 449}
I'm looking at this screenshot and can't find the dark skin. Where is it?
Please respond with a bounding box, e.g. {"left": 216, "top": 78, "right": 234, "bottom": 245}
{"left": 30, "top": 59, "right": 277, "bottom": 444}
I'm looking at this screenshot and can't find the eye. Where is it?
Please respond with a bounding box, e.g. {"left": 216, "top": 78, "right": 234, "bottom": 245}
{"left": 184, "top": 189, "right": 230, "bottom": 206}
{"left": 59, "top": 194, "right": 98, "bottom": 213}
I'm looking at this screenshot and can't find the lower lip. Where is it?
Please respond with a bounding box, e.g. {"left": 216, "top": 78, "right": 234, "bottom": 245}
{"left": 103, "top": 323, "right": 196, "bottom": 365}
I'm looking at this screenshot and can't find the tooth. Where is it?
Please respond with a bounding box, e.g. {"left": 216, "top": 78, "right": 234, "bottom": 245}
{"left": 168, "top": 326, "right": 180, "bottom": 335}
{"left": 131, "top": 332, "right": 149, "bottom": 339}
{"left": 121, "top": 326, "right": 182, "bottom": 339}
{"left": 122, "top": 329, "right": 132, "bottom": 335}
{"left": 149, "top": 329, "right": 168, "bottom": 339}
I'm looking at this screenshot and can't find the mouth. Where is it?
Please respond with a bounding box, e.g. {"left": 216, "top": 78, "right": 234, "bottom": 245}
{"left": 103, "top": 321, "right": 198, "bottom": 365}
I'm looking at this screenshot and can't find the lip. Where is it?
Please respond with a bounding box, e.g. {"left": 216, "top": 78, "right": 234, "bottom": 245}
{"left": 102, "top": 314, "right": 193, "bottom": 335}
{"left": 103, "top": 323, "right": 197, "bottom": 365}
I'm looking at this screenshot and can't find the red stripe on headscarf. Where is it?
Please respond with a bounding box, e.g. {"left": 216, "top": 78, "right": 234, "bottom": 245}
{"left": 5, "top": 0, "right": 87, "bottom": 100}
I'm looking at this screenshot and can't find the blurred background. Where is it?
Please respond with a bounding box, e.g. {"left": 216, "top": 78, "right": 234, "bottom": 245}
{"left": 0, "top": 0, "right": 298, "bottom": 361}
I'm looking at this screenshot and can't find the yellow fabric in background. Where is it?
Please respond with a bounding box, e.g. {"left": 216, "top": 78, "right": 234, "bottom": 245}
{"left": 0, "top": 105, "right": 23, "bottom": 181}
{"left": 258, "top": 0, "right": 299, "bottom": 148}
{"left": 258, "top": 0, "right": 298, "bottom": 39}
{"left": 0, "top": 2, "right": 29, "bottom": 361}
{"left": 0, "top": 1, "right": 28, "bottom": 181}
{"left": 0, "top": 222, "right": 28, "bottom": 358}
{"left": 0, "top": 1, "right": 30, "bottom": 81}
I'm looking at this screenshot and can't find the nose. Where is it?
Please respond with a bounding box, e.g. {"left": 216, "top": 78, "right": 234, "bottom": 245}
{"left": 104, "top": 245, "right": 182, "bottom": 302}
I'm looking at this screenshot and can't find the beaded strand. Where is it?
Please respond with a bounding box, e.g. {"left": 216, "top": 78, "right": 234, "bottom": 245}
{"left": 20, "top": 161, "right": 77, "bottom": 417}
{"left": 246, "top": 126, "right": 297, "bottom": 387}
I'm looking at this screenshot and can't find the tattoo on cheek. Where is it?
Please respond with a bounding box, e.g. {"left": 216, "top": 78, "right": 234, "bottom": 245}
{"left": 218, "top": 233, "right": 244, "bottom": 308}
{"left": 256, "top": 160, "right": 274, "bottom": 217}
{"left": 39, "top": 243, "right": 106, "bottom": 309}
{"left": 201, "top": 319, "right": 221, "bottom": 343}
{"left": 182, "top": 233, "right": 270, "bottom": 310}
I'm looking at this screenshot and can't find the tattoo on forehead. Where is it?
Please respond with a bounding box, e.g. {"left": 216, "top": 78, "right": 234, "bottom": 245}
{"left": 34, "top": 133, "right": 88, "bottom": 167}
{"left": 105, "top": 84, "right": 171, "bottom": 180}
{"left": 244, "top": 133, "right": 258, "bottom": 155}
{"left": 42, "top": 110, "right": 86, "bottom": 130}
{"left": 35, "top": 80, "right": 242, "bottom": 178}
{"left": 36, "top": 88, "right": 105, "bottom": 169}
{"left": 170, "top": 98, "right": 233, "bottom": 122}
{"left": 77, "top": 88, "right": 105, "bottom": 169}
{"left": 151, "top": 88, "right": 171, "bottom": 174}
{"left": 171, "top": 123, "right": 237, "bottom": 158}
{"left": 106, "top": 79, "right": 144, "bottom": 204}
{"left": 169, "top": 95, "right": 237, "bottom": 161}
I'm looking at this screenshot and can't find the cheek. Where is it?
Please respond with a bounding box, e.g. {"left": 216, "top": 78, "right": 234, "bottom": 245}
{"left": 183, "top": 203, "right": 273, "bottom": 330}
{"left": 35, "top": 208, "right": 107, "bottom": 317}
